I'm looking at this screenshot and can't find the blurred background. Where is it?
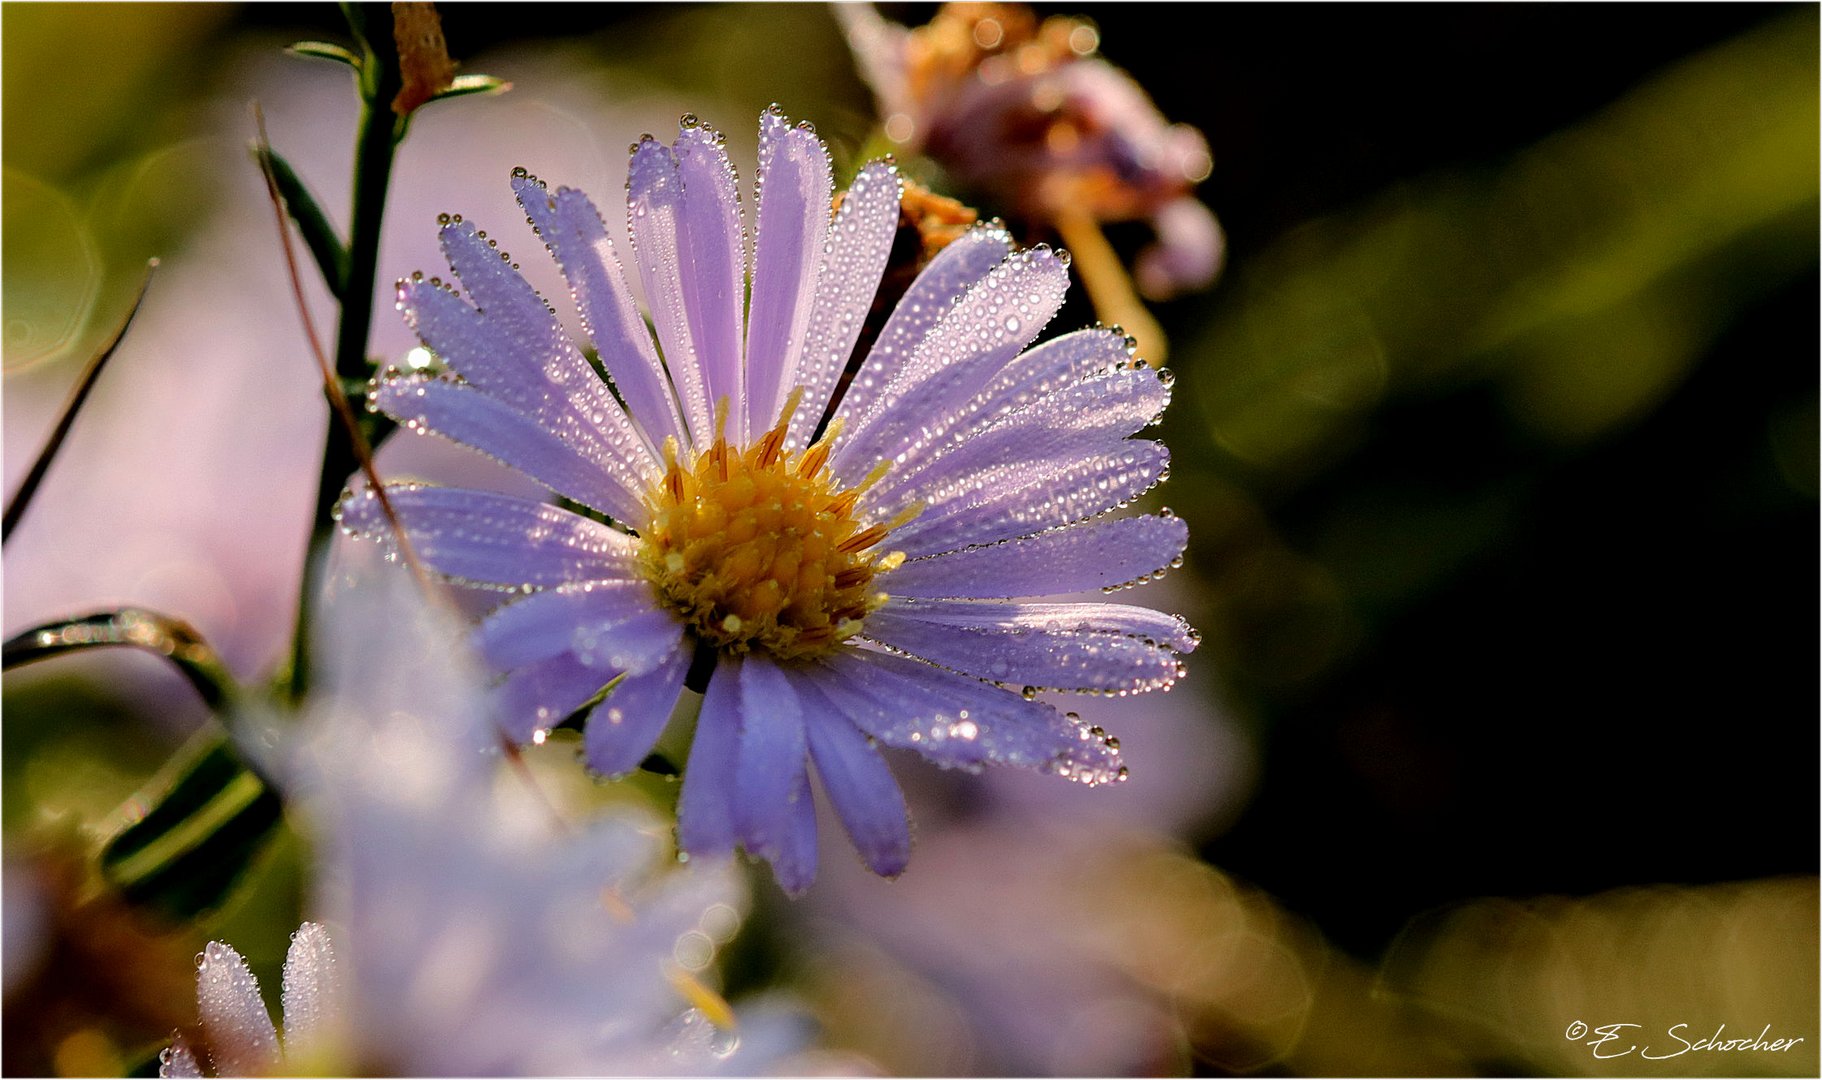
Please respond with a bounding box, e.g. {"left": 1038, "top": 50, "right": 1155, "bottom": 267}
{"left": 4, "top": 3, "right": 1816, "bottom": 1076}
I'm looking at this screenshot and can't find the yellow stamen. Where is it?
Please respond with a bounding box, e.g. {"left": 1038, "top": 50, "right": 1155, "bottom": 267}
{"left": 638, "top": 389, "right": 916, "bottom": 660}
{"left": 665, "top": 963, "right": 738, "bottom": 1031}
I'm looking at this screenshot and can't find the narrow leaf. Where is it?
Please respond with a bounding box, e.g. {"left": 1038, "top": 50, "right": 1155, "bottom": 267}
{"left": 100, "top": 734, "right": 282, "bottom": 920}
{"left": 286, "top": 40, "right": 361, "bottom": 68}
{"left": 2, "top": 607, "right": 235, "bottom": 710}
{"left": 430, "top": 73, "right": 512, "bottom": 103}
{"left": 255, "top": 146, "right": 348, "bottom": 297}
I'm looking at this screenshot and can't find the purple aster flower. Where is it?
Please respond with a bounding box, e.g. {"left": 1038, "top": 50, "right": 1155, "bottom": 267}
{"left": 339, "top": 106, "right": 1195, "bottom": 893}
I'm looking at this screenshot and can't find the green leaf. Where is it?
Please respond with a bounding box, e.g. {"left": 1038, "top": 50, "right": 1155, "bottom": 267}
{"left": 255, "top": 145, "right": 348, "bottom": 297}
{"left": 3, "top": 607, "right": 236, "bottom": 710}
{"left": 286, "top": 40, "right": 360, "bottom": 69}
{"left": 100, "top": 733, "right": 282, "bottom": 920}
{"left": 429, "top": 73, "right": 512, "bottom": 103}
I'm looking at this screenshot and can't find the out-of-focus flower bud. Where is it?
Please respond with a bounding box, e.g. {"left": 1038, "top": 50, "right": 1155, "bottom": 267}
{"left": 842, "top": 2, "right": 1223, "bottom": 300}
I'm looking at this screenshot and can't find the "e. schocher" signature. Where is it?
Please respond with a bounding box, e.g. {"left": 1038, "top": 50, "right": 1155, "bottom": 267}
{"left": 1565, "top": 1021, "right": 1807, "bottom": 1060}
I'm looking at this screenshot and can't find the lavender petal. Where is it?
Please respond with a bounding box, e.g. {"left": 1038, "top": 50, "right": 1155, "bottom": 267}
{"left": 159, "top": 1034, "right": 202, "bottom": 1079}
{"left": 671, "top": 123, "right": 748, "bottom": 443}
{"left": 744, "top": 109, "right": 834, "bottom": 436}
{"left": 495, "top": 651, "right": 620, "bottom": 741}
{"left": 890, "top": 440, "right": 1171, "bottom": 557}
{"left": 677, "top": 658, "right": 743, "bottom": 856}
{"left": 885, "top": 512, "right": 1187, "bottom": 597}
{"left": 514, "top": 178, "right": 688, "bottom": 451}
{"left": 869, "top": 597, "right": 1200, "bottom": 653}
{"left": 337, "top": 483, "right": 637, "bottom": 590}
{"left": 786, "top": 160, "right": 904, "bottom": 450}
{"left": 196, "top": 941, "right": 280, "bottom": 1078}
{"left": 627, "top": 137, "right": 714, "bottom": 444}
{"left": 834, "top": 245, "right": 1069, "bottom": 482}
{"left": 822, "top": 222, "right": 1011, "bottom": 447}
{"left": 862, "top": 606, "right": 1184, "bottom": 695}
{"left": 280, "top": 922, "right": 340, "bottom": 1063}
{"left": 769, "top": 758, "right": 820, "bottom": 896}
{"left": 373, "top": 373, "right": 646, "bottom": 525}
{"left": 473, "top": 581, "right": 664, "bottom": 670}
{"left": 795, "top": 675, "right": 911, "bottom": 878}
{"left": 733, "top": 656, "right": 810, "bottom": 868}
{"left": 437, "top": 223, "right": 658, "bottom": 478}
{"left": 567, "top": 609, "right": 687, "bottom": 676}
{"left": 833, "top": 325, "right": 1126, "bottom": 494}
{"left": 874, "top": 366, "right": 1171, "bottom": 509}
{"left": 583, "top": 646, "right": 689, "bottom": 778}
{"left": 807, "top": 648, "right": 1123, "bottom": 784}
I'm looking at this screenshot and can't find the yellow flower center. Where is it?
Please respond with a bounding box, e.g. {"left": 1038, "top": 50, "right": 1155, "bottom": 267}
{"left": 637, "top": 392, "right": 912, "bottom": 661}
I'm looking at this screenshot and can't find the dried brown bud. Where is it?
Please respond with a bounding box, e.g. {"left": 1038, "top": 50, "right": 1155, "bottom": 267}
{"left": 391, "top": 2, "right": 456, "bottom": 116}
{"left": 898, "top": 179, "right": 981, "bottom": 263}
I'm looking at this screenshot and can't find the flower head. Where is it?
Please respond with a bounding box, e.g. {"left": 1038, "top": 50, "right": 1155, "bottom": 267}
{"left": 340, "top": 106, "right": 1196, "bottom": 893}
{"left": 840, "top": 2, "right": 1224, "bottom": 299}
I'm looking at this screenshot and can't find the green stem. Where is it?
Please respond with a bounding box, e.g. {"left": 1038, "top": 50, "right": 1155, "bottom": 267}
{"left": 289, "top": 3, "right": 404, "bottom": 700}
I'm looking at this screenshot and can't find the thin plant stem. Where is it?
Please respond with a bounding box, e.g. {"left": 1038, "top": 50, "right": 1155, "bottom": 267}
{"left": 1053, "top": 209, "right": 1170, "bottom": 366}
{"left": 256, "top": 96, "right": 426, "bottom": 702}
{"left": 289, "top": 5, "right": 405, "bottom": 699}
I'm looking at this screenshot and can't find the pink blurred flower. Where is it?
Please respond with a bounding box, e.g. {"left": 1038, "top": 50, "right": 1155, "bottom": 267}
{"left": 840, "top": 2, "right": 1224, "bottom": 300}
